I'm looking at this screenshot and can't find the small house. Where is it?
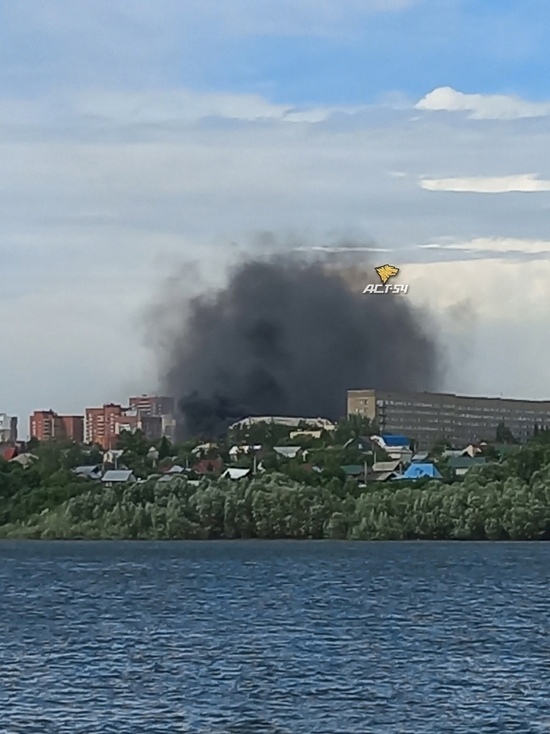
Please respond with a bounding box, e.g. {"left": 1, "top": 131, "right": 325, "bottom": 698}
{"left": 398, "top": 463, "right": 442, "bottom": 480}
{"left": 101, "top": 469, "right": 135, "bottom": 486}
{"left": 221, "top": 467, "right": 251, "bottom": 480}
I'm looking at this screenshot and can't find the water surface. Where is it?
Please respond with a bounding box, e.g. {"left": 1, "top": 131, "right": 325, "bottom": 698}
{"left": 1, "top": 541, "right": 549, "bottom": 732}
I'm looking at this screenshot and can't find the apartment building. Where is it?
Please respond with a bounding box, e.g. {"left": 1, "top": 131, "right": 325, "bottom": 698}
{"left": 86, "top": 398, "right": 176, "bottom": 448}
{"left": 128, "top": 395, "right": 175, "bottom": 417}
{"left": 347, "top": 388, "right": 550, "bottom": 449}
{"left": 85, "top": 403, "right": 125, "bottom": 449}
{"left": 29, "top": 410, "right": 84, "bottom": 443}
{"left": 0, "top": 413, "right": 18, "bottom": 443}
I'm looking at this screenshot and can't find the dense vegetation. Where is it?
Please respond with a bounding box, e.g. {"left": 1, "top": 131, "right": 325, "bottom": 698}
{"left": 1, "top": 424, "right": 550, "bottom": 540}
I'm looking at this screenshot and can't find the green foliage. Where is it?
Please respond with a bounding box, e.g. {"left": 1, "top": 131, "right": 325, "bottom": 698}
{"left": 3, "top": 426, "right": 550, "bottom": 541}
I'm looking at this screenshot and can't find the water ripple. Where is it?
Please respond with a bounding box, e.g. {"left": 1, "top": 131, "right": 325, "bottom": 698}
{"left": 1, "top": 541, "right": 549, "bottom": 733}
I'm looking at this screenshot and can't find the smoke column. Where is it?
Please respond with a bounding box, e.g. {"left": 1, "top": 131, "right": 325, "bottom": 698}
{"left": 159, "top": 253, "right": 443, "bottom": 438}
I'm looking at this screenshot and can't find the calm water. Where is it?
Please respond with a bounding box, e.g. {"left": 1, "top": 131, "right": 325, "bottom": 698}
{"left": 1, "top": 541, "right": 549, "bottom": 733}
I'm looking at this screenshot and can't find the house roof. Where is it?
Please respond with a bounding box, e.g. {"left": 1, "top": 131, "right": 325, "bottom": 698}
{"left": 191, "top": 442, "right": 218, "bottom": 455}
{"left": 10, "top": 453, "right": 38, "bottom": 467}
{"left": 229, "top": 444, "right": 262, "bottom": 455}
{"left": 341, "top": 464, "right": 364, "bottom": 476}
{"left": 222, "top": 467, "right": 251, "bottom": 480}
{"left": 193, "top": 457, "right": 223, "bottom": 474}
{"left": 73, "top": 465, "right": 102, "bottom": 478}
{"left": 1, "top": 446, "right": 18, "bottom": 461}
{"left": 102, "top": 469, "right": 134, "bottom": 483}
{"left": 165, "top": 464, "right": 185, "bottom": 474}
{"left": 372, "top": 460, "right": 401, "bottom": 473}
{"left": 401, "top": 463, "right": 442, "bottom": 479}
{"left": 380, "top": 434, "right": 410, "bottom": 447}
{"left": 412, "top": 452, "right": 429, "bottom": 462}
{"left": 273, "top": 446, "right": 301, "bottom": 458}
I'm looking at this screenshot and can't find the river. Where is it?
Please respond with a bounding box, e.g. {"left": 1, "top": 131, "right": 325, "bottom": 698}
{"left": 1, "top": 541, "right": 549, "bottom": 732}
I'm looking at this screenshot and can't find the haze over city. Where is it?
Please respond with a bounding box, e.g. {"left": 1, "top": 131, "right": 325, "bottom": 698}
{"left": 2, "top": 0, "right": 550, "bottom": 425}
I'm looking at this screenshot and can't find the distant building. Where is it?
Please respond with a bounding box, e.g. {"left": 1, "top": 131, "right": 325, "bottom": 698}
{"left": 128, "top": 395, "right": 175, "bottom": 417}
{"left": 85, "top": 403, "right": 125, "bottom": 449}
{"left": 86, "top": 399, "right": 176, "bottom": 449}
{"left": 229, "top": 416, "right": 335, "bottom": 431}
{"left": 348, "top": 388, "right": 550, "bottom": 450}
{"left": 0, "top": 413, "right": 17, "bottom": 443}
{"left": 30, "top": 410, "right": 84, "bottom": 443}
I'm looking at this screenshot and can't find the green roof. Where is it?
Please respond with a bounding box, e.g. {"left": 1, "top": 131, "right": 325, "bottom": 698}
{"left": 341, "top": 464, "right": 364, "bottom": 476}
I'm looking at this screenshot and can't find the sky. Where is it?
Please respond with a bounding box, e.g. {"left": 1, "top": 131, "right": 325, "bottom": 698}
{"left": 1, "top": 0, "right": 550, "bottom": 430}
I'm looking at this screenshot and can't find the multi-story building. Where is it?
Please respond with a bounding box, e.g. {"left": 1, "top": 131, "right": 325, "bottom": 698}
{"left": 347, "top": 388, "right": 550, "bottom": 449}
{"left": 29, "top": 410, "right": 84, "bottom": 443}
{"left": 86, "top": 398, "right": 176, "bottom": 448}
{"left": 128, "top": 395, "right": 175, "bottom": 417}
{"left": 0, "top": 413, "right": 18, "bottom": 443}
{"left": 85, "top": 403, "right": 125, "bottom": 449}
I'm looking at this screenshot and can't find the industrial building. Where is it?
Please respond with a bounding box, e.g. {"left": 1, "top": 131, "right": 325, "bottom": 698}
{"left": 347, "top": 388, "right": 550, "bottom": 449}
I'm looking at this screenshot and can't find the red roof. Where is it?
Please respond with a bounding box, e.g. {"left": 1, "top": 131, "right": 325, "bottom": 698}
{"left": 193, "top": 457, "right": 224, "bottom": 475}
{"left": 1, "top": 446, "right": 18, "bottom": 461}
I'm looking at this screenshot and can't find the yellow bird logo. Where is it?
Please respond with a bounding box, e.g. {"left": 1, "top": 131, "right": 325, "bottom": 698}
{"left": 375, "top": 264, "right": 399, "bottom": 285}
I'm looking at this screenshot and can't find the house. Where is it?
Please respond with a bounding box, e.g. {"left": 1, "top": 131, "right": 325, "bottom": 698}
{"left": 10, "top": 453, "right": 38, "bottom": 468}
{"left": 191, "top": 442, "right": 219, "bottom": 457}
{"left": 228, "top": 444, "right": 262, "bottom": 460}
{"left": 380, "top": 434, "right": 411, "bottom": 448}
{"left": 192, "top": 457, "right": 224, "bottom": 476}
{"left": 398, "top": 463, "right": 442, "bottom": 480}
{"left": 73, "top": 465, "right": 103, "bottom": 480}
{"left": 368, "top": 460, "right": 402, "bottom": 483}
{"left": 101, "top": 469, "right": 135, "bottom": 486}
{"left": 162, "top": 464, "right": 185, "bottom": 474}
{"left": 1, "top": 445, "right": 18, "bottom": 461}
{"left": 341, "top": 464, "right": 366, "bottom": 478}
{"left": 273, "top": 446, "right": 304, "bottom": 460}
{"left": 221, "top": 467, "right": 251, "bottom": 480}
{"left": 448, "top": 456, "right": 487, "bottom": 477}
{"left": 411, "top": 451, "right": 429, "bottom": 463}
{"left": 371, "top": 434, "right": 412, "bottom": 462}
{"left": 289, "top": 430, "right": 324, "bottom": 440}
{"left": 343, "top": 435, "right": 375, "bottom": 453}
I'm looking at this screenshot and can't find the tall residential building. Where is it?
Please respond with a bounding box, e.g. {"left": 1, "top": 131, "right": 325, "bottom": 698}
{"left": 85, "top": 400, "right": 176, "bottom": 449}
{"left": 85, "top": 403, "right": 125, "bottom": 449}
{"left": 29, "top": 410, "right": 84, "bottom": 443}
{"left": 0, "top": 413, "right": 18, "bottom": 443}
{"left": 128, "top": 395, "right": 175, "bottom": 417}
{"left": 347, "top": 388, "right": 550, "bottom": 449}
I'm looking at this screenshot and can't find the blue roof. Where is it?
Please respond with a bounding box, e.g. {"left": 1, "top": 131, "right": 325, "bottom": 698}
{"left": 381, "top": 434, "right": 410, "bottom": 447}
{"left": 400, "top": 463, "right": 442, "bottom": 480}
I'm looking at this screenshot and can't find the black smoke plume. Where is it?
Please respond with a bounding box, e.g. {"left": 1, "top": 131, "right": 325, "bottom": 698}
{"left": 159, "top": 253, "right": 442, "bottom": 438}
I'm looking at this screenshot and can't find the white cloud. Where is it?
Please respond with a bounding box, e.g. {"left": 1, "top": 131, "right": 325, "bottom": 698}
{"left": 419, "top": 174, "right": 550, "bottom": 193}
{"left": 419, "top": 237, "right": 550, "bottom": 256}
{"left": 416, "top": 86, "right": 550, "bottom": 120}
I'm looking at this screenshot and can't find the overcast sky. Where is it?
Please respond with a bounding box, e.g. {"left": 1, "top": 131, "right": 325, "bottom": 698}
{"left": 1, "top": 0, "right": 550, "bottom": 429}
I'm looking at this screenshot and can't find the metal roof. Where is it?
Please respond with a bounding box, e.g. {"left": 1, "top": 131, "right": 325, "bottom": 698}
{"left": 222, "top": 468, "right": 251, "bottom": 480}
{"left": 273, "top": 446, "right": 302, "bottom": 458}
{"left": 373, "top": 460, "right": 401, "bottom": 472}
{"left": 102, "top": 469, "right": 134, "bottom": 483}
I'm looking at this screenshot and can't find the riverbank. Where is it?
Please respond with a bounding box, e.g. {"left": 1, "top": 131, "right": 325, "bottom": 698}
{"left": 1, "top": 472, "right": 549, "bottom": 541}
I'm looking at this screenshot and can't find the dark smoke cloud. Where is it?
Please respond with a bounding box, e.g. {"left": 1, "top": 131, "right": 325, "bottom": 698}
{"left": 158, "top": 253, "right": 443, "bottom": 438}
